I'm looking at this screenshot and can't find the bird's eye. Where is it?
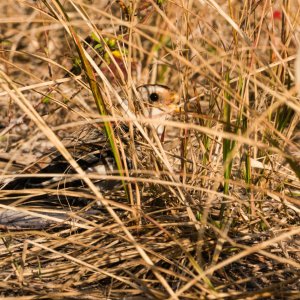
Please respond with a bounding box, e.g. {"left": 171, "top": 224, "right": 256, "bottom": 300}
{"left": 149, "top": 92, "right": 159, "bottom": 102}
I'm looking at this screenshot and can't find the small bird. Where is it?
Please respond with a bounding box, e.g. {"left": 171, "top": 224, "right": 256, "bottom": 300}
{"left": 137, "top": 84, "right": 180, "bottom": 136}
{"left": 1, "top": 84, "right": 180, "bottom": 193}
{"left": 137, "top": 84, "right": 180, "bottom": 115}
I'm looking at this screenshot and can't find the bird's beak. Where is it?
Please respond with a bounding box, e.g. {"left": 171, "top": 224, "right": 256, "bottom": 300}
{"left": 164, "top": 92, "right": 180, "bottom": 112}
{"left": 167, "top": 103, "right": 181, "bottom": 113}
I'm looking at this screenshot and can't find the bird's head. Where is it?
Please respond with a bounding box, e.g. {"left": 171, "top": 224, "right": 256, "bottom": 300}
{"left": 136, "top": 84, "right": 180, "bottom": 137}
{"left": 137, "top": 84, "right": 180, "bottom": 118}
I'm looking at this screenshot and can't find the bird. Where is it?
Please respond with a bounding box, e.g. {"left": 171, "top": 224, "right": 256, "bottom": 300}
{"left": 0, "top": 84, "right": 179, "bottom": 229}
{"left": 136, "top": 84, "right": 180, "bottom": 136}
{"left": 0, "top": 84, "right": 179, "bottom": 196}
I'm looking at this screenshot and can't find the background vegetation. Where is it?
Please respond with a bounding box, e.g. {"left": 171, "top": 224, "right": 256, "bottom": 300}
{"left": 0, "top": 0, "right": 299, "bottom": 299}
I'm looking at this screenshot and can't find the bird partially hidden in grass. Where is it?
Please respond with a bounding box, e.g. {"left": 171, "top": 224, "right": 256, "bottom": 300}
{"left": 0, "top": 84, "right": 180, "bottom": 228}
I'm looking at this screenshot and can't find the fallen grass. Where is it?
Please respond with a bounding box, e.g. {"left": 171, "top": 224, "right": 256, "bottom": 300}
{"left": 0, "top": 0, "right": 299, "bottom": 299}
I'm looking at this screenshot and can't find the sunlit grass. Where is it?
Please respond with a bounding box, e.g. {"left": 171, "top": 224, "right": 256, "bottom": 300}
{"left": 0, "top": 0, "right": 299, "bottom": 299}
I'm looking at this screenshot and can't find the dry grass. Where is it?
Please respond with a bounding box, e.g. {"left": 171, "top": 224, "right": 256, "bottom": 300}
{"left": 0, "top": 0, "right": 300, "bottom": 299}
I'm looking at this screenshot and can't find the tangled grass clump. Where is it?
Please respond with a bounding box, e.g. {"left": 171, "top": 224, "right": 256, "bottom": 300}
{"left": 0, "top": 0, "right": 299, "bottom": 299}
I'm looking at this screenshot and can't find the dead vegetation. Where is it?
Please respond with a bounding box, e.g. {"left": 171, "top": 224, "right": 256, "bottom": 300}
{"left": 0, "top": 0, "right": 299, "bottom": 299}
